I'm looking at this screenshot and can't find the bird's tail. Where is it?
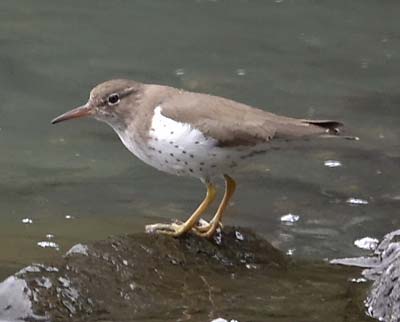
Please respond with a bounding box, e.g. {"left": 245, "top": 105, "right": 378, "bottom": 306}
{"left": 302, "top": 120, "right": 359, "bottom": 140}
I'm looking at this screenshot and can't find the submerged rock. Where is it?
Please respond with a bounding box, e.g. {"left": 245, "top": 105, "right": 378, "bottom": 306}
{"left": 0, "top": 227, "right": 369, "bottom": 322}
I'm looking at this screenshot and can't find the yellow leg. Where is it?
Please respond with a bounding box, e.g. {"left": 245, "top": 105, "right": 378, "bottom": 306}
{"left": 199, "top": 175, "right": 236, "bottom": 239}
{"left": 145, "top": 182, "right": 217, "bottom": 237}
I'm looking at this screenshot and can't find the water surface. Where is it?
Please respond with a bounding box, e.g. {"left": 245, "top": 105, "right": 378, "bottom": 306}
{"left": 0, "top": 0, "right": 399, "bottom": 280}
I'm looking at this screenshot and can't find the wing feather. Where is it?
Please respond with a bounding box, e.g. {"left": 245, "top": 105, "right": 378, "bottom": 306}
{"left": 159, "top": 89, "right": 342, "bottom": 147}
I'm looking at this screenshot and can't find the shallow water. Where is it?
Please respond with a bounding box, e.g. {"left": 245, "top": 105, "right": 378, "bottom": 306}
{"left": 0, "top": 0, "right": 399, "bottom": 282}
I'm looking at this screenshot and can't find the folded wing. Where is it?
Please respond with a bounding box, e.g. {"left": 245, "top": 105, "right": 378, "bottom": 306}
{"left": 160, "top": 90, "right": 343, "bottom": 147}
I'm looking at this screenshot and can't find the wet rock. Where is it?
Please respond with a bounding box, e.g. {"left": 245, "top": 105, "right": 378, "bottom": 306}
{"left": 332, "top": 229, "right": 400, "bottom": 322}
{"left": 0, "top": 227, "right": 369, "bottom": 322}
{"left": 0, "top": 276, "right": 38, "bottom": 322}
{"left": 65, "top": 244, "right": 89, "bottom": 257}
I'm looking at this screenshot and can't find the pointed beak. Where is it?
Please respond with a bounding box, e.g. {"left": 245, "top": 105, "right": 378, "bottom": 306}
{"left": 51, "top": 104, "right": 93, "bottom": 124}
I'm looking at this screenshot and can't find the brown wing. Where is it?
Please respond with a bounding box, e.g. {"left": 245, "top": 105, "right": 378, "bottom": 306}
{"left": 160, "top": 89, "right": 342, "bottom": 147}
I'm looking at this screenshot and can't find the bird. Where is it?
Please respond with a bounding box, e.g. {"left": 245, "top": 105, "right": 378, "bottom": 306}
{"left": 51, "top": 79, "right": 344, "bottom": 238}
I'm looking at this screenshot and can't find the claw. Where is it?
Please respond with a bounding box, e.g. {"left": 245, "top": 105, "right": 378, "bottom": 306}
{"left": 193, "top": 219, "right": 223, "bottom": 233}
{"left": 145, "top": 222, "right": 189, "bottom": 236}
{"left": 144, "top": 175, "right": 236, "bottom": 239}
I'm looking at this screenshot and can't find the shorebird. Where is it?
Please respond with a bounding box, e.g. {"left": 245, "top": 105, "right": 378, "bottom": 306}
{"left": 52, "top": 79, "right": 343, "bottom": 238}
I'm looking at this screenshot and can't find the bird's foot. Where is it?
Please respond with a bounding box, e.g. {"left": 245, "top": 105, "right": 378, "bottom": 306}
{"left": 173, "top": 218, "right": 223, "bottom": 234}
{"left": 145, "top": 218, "right": 222, "bottom": 237}
{"left": 194, "top": 218, "right": 223, "bottom": 233}
{"left": 145, "top": 222, "right": 184, "bottom": 236}
{"left": 145, "top": 221, "right": 203, "bottom": 237}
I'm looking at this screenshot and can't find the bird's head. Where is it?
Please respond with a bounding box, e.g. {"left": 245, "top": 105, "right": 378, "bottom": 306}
{"left": 51, "top": 79, "right": 143, "bottom": 128}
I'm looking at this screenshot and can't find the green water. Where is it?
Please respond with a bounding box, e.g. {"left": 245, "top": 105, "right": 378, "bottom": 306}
{"left": 0, "top": 0, "right": 399, "bottom": 280}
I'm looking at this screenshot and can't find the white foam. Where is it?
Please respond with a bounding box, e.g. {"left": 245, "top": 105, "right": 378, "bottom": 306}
{"left": 324, "top": 160, "right": 342, "bottom": 168}
{"left": 37, "top": 241, "right": 59, "bottom": 251}
{"left": 350, "top": 277, "right": 367, "bottom": 283}
{"left": 346, "top": 198, "right": 368, "bottom": 205}
{"left": 354, "top": 237, "right": 379, "bottom": 250}
{"left": 286, "top": 248, "right": 296, "bottom": 256}
{"left": 280, "top": 213, "right": 300, "bottom": 224}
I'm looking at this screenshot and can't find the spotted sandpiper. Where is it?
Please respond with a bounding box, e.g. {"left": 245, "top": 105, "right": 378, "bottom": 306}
{"left": 52, "top": 79, "right": 343, "bottom": 238}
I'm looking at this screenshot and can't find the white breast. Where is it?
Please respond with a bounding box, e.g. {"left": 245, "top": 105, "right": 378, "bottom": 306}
{"left": 113, "top": 105, "right": 266, "bottom": 180}
{"left": 146, "top": 106, "right": 220, "bottom": 176}
{"left": 150, "top": 106, "right": 216, "bottom": 149}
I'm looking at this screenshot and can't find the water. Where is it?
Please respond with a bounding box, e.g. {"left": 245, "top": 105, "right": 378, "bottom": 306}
{"left": 0, "top": 0, "right": 399, "bottom": 282}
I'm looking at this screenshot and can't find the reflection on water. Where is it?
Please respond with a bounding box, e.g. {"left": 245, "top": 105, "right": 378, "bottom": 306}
{"left": 0, "top": 0, "right": 399, "bottom": 282}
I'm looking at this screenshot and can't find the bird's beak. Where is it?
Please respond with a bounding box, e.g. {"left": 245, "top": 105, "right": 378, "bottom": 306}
{"left": 51, "top": 103, "right": 93, "bottom": 124}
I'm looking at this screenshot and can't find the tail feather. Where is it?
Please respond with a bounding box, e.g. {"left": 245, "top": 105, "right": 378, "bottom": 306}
{"left": 302, "top": 120, "right": 359, "bottom": 140}
{"left": 302, "top": 120, "right": 343, "bottom": 135}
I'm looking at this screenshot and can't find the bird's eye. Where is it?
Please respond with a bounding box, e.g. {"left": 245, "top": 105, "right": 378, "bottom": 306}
{"left": 107, "top": 93, "right": 120, "bottom": 106}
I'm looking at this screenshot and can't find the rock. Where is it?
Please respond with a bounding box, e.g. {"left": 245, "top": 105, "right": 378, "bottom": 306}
{"left": 0, "top": 227, "right": 369, "bottom": 322}
{"left": 332, "top": 229, "right": 400, "bottom": 322}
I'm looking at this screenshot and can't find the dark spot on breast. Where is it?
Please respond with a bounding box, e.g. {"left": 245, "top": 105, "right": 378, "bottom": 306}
{"left": 158, "top": 150, "right": 162, "bottom": 154}
{"left": 199, "top": 167, "right": 203, "bottom": 171}
{"left": 176, "top": 159, "right": 181, "bottom": 162}
{"left": 170, "top": 153, "right": 174, "bottom": 157}
{"left": 200, "top": 162, "right": 205, "bottom": 166}
{"left": 154, "top": 138, "right": 158, "bottom": 141}
{"left": 150, "top": 128, "right": 155, "bottom": 132}
{"left": 182, "top": 150, "right": 187, "bottom": 154}
{"left": 211, "top": 164, "right": 217, "bottom": 168}
{"left": 174, "top": 145, "right": 179, "bottom": 148}
{"left": 190, "top": 154, "right": 194, "bottom": 158}
{"left": 184, "top": 161, "right": 188, "bottom": 165}
{"left": 165, "top": 160, "right": 169, "bottom": 163}
{"left": 189, "top": 168, "right": 193, "bottom": 172}
{"left": 195, "top": 141, "right": 199, "bottom": 144}
{"left": 170, "top": 131, "right": 174, "bottom": 135}
{"left": 169, "top": 141, "right": 173, "bottom": 145}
